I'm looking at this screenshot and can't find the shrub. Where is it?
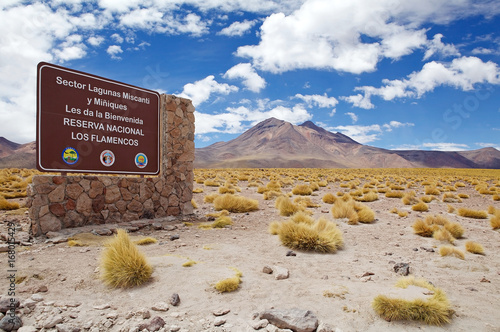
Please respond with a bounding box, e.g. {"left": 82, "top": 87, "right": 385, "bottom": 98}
{"left": 433, "top": 228, "right": 455, "bottom": 244}
{"left": 204, "top": 179, "right": 220, "bottom": 187}
{"left": 275, "top": 196, "right": 303, "bottom": 216}
{"left": 0, "top": 197, "right": 20, "bottom": 210}
{"left": 263, "top": 190, "right": 282, "bottom": 200}
{"left": 322, "top": 193, "right": 337, "bottom": 204}
{"left": 372, "top": 276, "right": 452, "bottom": 326}
{"left": 493, "top": 194, "right": 500, "bottom": 201}
{"left": 465, "top": 241, "right": 485, "bottom": 255}
{"left": 191, "top": 199, "right": 198, "bottom": 209}
{"left": 294, "top": 196, "right": 320, "bottom": 208}
{"left": 402, "top": 191, "right": 418, "bottom": 205}
{"left": 219, "top": 186, "right": 236, "bottom": 194}
{"left": 443, "top": 222, "right": 464, "bottom": 239}
{"left": 385, "top": 191, "right": 404, "bottom": 199}
{"left": 356, "top": 191, "right": 379, "bottom": 202}
{"left": 213, "top": 194, "right": 258, "bottom": 213}
{"left": 490, "top": 211, "right": 500, "bottom": 229}
{"left": 413, "top": 219, "right": 439, "bottom": 237}
{"left": 193, "top": 188, "right": 204, "bottom": 193}
{"left": 292, "top": 184, "right": 313, "bottom": 196}
{"left": 457, "top": 208, "right": 488, "bottom": 219}
{"left": 134, "top": 237, "right": 158, "bottom": 245}
{"left": 203, "top": 193, "right": 219, "bottom": 203}
{"left": 215, "top": 268, "right": 242, "bottom": 293}
{"left": 412, "top": 201, "right": 429, "bottom": 212}
{"left": 442, "top": 193, "right": 462, "bottom": 203}
{"left": 439, "top": 246, "right": 465, "bottom": 260}
{"left": 425, "top": 186, "right": 441, "bottom": 195}
{"left": 276, "top": 218, "right": 343, "bottom": 253}
{"left": 331, "top": 200, "right": 358, "bottom": 225}
{"left": 290, "top": 211, "right": 314, "bottom": 225}
{"left": 100, "top": 229, "right": 153, "bottom": 288}
{"left": 420, "top": 195, "right": 435, "bottom": 203}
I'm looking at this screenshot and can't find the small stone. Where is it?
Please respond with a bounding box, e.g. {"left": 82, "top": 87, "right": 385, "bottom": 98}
{"left": 466, "top": 287, "right": 478, "bottom": 292}
{"left": 169, "top": 325, "right": 181, "bottom": 332}
{"left": 152, "top": 302, "right": 169, "bottom": 312}
{"left": 273, "top": 266, "right": 289, "bottom": 280}
{"left": 286, "top": 250, "right": 296, "bottom": 257}
{"left": 140, "top": 316, "right": 165, "bottom": 332}
{"left": 152, "top": 223, "right": 163, "bottom": 230}
{"left": 43, "top": 315, "right": 64, "bottom": 328}
{"left": 170, "top": 293, "right": 180, "bottom": 307}
{"left": 170, "top": 235, "right": 180, "bottom": 241}
{"left": 393, "top": 263, "right": 410, "bottom": 276}
{"left": 31, "top": 294, "right": 44, "bottom": 302}
{"left": 360, "top": 272, "right": 374, "bottom": 278}
{"left": 316, "top": 322, "right": 336, "bottom": 332}
{"left": 56, "top": 323, "right": 81, "bottom": 332}
{"left": 260, "top": 308, "right": 318, "bottom": 332}
{"left": 0, "top": 314, "right": 23, "bottom": 331}
{"left": 213, "top": 308, "right": 230, "bottom": 316}
{"left": 321, "top": 275, "right": 329, "bottom": 280}
{"left": 252, "top": 319, "right": 269, "bottom": 330}
{"left": 413, "top": 248, "right": 419, "bottom": 251}
{"left": 93, "top": 303, "right": 110, "bottom": 310}
{"left": 263, "top": 266, "right": 273, "bottom": 274}
{"left": 214, "top": 317, "right": 226, "bottom": 327}
{"left": 0, "top": 297, "right": 20, "bottom": 313}
{"left": 18, "top": 326, "right": 38, "bottom": 332}
{"left": 36, "top": 285, "right": 49, "bottom": 293}
{"left": 480, "top": 277, "right": 491, "bottom": 283}
{"left": 136, "top": 308, "right": 151, "bottom": 319}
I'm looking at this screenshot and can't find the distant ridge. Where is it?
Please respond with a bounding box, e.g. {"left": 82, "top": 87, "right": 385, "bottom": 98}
{"left": 194, "top": 118, "right": 500, "bottom": 169}
{"left": 0, "top": 119, "right": 498, "bottom": 169}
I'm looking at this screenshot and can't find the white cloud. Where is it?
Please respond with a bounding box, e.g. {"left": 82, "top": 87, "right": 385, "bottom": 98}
{"left": 179, "top": 75, "right": 238, "bottom": 106}
{"left": 345, "top": 112, "right": 358, "bottom": 124}
{"left": 423, "top": 33, "right": 460, "bottom": 60}
{"left": 343, "top": 56, "right": 500, "bottom": 109}
{"left": 383, "top": 120, "right": 414, "bottom": 131}
{"left": 294, "top": 93, "right": 338, "bottom": 109}
{"left": 476, "top": 142, "right": 500, "bottom": 150}
{"left": 332, "top": 125, "right": 382, "bottom": 144}
{"left": 422, "top": 142, "right": 469, "bottom": 151}
{"left": 88, "top": 36, "right": 105, "bottom": 46}
{"left": 106, "top": 45, "right": 123, "bottom": 59}
{"left": 110, "top": 33, "right": 124, "bottom": 43}
{"left": 219, "top": 19, "right": 257, "bottom": 36}
{"left": 176, "top": 13, "right": 209, "bottom": 36}
{"left": 223, "top": 63, "right": 266, "bottom": 92}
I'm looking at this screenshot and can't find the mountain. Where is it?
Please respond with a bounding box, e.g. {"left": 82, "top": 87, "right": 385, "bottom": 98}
{"left": 0, "top": 137, "right": 36, "bottom": 169}
{"left": 195, "top": 118, "right": 500, "bottom": 169}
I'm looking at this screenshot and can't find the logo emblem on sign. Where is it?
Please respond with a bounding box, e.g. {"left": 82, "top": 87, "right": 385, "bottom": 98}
{"left": 62, "top": 147, "right": 79, "bottom": 165}
{"left": 135, "top": 153, "right": 148, "bottom": 168}
{"left": 100, "top": 150, "right": 115, "bottom": 167}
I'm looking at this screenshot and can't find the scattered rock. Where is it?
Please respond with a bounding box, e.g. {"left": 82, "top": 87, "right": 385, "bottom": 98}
{"left": 42, "top": 315, "right": 64, "bottom": 328}
{"left": 0, "top": 314, "right": 23, "bottom": 331}
{"left": 152, "top": 223, "right": 163, "bottom": 230}
{"left": 36, "top": 285, "right": 48, "bottom": 293}
{"left": 466, "top": 287, "right": 478, "bottom": 291}
{"left": 30, "top": 294, "right": 44, "bottom": 302}
{"left": 0, "top": 298, "right": 20, "bottom": 313}
{"left": 316, "top": 322, "right": 336, "bottom": 332}
{"left": 92, "top": 304, "right": 110, "bottom": 310}
{"left": 259, "top": 308, "right": 318, "bottom": 332}
{"left": 56, "top": 323, "right": 81, "bottom": 332}
{"left": 286, "top": 250, "right": 296, "bottom": 257}
{"left": 251, "top": 319, "right": 269, "bottom": 330}
{"left": 0, "top": 244, "right": 9, "bottom": 252}
{"left": 213, "top": 308, "right": 230, "bottom": 316}
{"left": 163, "top": 225, "right": 177, "bottom": 231}
{"left": 413, "top": 248, "right": 419, "bottom": 251}
{"left": 136, "top": 308, "right": 151, "bottom": 319}
{"left": 214, "top": 317, "right": 226, "bottom": 327}
{"left": 170, "top": 293, "right": 180, "bottom": 307}
{"left": 138, "top": 316, "right": 165, "bottom": 332}
{"left": 151, "top": 302, "right": 169, "bottom": 312}
{"left": 18, "top": 326, "right": 38, "bottom": 332}
{"left": 393, "top": 263, "right": 410, "bottom": 276}
{"left": 93, "top": 228, "right": 112, "bottom": 236}
{"left": 359, "top": 272, "right": 374, "bottom": 278}
{"left": 262, "top": 266, "right": 273, "bottom": 274}
{"left": 273, "top": 266, "right": 289, "bottom": 280}
{"left": 480, "top": 277, "right": 491, "bottom": 283}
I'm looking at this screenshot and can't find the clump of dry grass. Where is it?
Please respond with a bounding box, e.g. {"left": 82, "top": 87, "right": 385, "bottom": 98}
{"left": 100, "top": 229, "right": 153, "bottom": 288}
{"left": 412, "top": 201, "right": 429, "bottom": 212}
{"left": 331, "top": 200, "right": 358, "bottom": 225}
{"left": 447, "top": 204, "right": 456, "bottom": 213}
{"left": 193, "top": 188, "right": 204, "bottom": 193}
{"left": 275, "top": 217, "right": 343, "bottom": 253}
{"left": 322, "top": 193, "right": 337, "bottom": 204}
{"left": 425, "top": 186, "right": 441, "bottom": 195}
{"left": 134, "top": 237, "right": 158, "bottom": 245}
{"left": 0, "top": 197, "right": 20, "bottom": 210}
{"left": 355, "top": 191, "right": 379, "bottom": 202}
{"left": 490, "top": 210, "right": 500, "bottom": 229}
{"left": 465, "top": 241, "right": 485, "bottom": 255}
{"left": 457, "top": 207, "right": 488, "bottom": 219}
{"left": 203, "top": 193, "right": 219, "bottom": 203}
{"left": 372, "top": 276, "right": 452, "bottom": 326}
{"left": 413, "top": 219, "right": 439, "bottom": 237}
{"left": 385, "top": 191, "right": 405, "bottom": 199}
{"left": 433, "top": 228, "right": 455, "bottom": 244}
{"left": 275, "top": 196, "right": 304, "bottom": 216}
{"left": 215, "top": 268, "right": 242, "bottom": 293}
{"left": 67, "top": 240, "right": 84, "bottom": 247}
{"left": 292, "top": 184, "right": 313, "bottom": 196}
{"left": 439, "top": 246, "right": 465, "bottom": 260}
{"left": 213, "top": 194, "right": 258, "bottom": 213}
{"left": 442, "top": 193, "right": 462, "bottom": 203}
{"left": 204, "top": 179, "right": 220, "bottom": 187}
{"left": 443, "top": 222, "right": 464, "bottom": 239}
{"left": 191, "top": 199, "right": 198, "bottom": 209}
{"left": 294, "top": 196, "right": 320, "bottom": 208}
{"left": 290, "top": 211, "right": 314, "bottom": 225}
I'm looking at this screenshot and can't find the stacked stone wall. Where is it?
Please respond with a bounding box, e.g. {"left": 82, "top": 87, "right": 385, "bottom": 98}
{"left": 27, "top": 94, "right": 194, "bottom": 236}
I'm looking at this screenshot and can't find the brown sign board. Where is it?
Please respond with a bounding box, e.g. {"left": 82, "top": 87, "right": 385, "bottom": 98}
{"left": 37, "top": 62, "right": 160, "bottom": 175}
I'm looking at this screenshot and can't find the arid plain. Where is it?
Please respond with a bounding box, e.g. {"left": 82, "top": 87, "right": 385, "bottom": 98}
{"left": 1, "top": 167, "right": 499, "bottom": 332}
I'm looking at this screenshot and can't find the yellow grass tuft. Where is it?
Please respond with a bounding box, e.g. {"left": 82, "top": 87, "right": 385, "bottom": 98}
{"left": 193, "top": 188, "right": 204, "bottom": 193}
{"left": 372, "top": 276, "right": 452, "bottom": 326}
{"left": 0, "top": 197, "right": 20, "bottom": 210}
{"left": 212, "top": 216, "right": 233, "bottom": 228}
{"left": 357, "top": 206, "right": 375, "bottom": 223}
{"left": 488, "top": 205, "right": 497, "bottom": 214}
{"left": 412, "top": 201, "right": 429, "bottom": 212}
{"left": 439, "top": 246, "right": 465, "bottom": 260}
{"left": 331, "top": 200, "right": 358, "bottom": 225}
{"left": 402, "top": 191, "right": 419, "bottom": 205}
{"left": 447, "top": 204, "right": 456, "bottom": 213}
{"left": 443, "top": 222, "right": 464, "bottom": 239}
{"left": 425, "top": 186, "right": 441, "bottom": 195}
{"left": 100, "top": 229, "right": 153, "bottom": 288}
{"left": 292, "top": 184, "right": 313, "bottom": 196}
{"left": 356, "top": 191, "right": 379, "bottom": 202}
{"left": 213, "top": 194, "right": 258, "bottom": 213}
{"left": 465, "top": 241, "right": 485, "bottom": 255}
{"left": 268, "top": 221, "right": 281, "bottom": 235}
{"left": 493, "top": 194, "right": 500, "bottom": 201}
{"left": 322, "top": 193, "right": 337, "bottom": 204}
{"left": 457, "top": 207, "right": 488, "bottom": 219}
{"left": 294, "top": 196, "right": 320, "bottom": 208}
{"left": 263, "top": 190, "right": 282, "bottom": 200}
{"left": 182, "top": 259, "right": 197, "bottom": 267}
{"left": 412, "top": 219, "right": 439, "bottom": 237}
{"left": 275, "top": 196, "right": 304, "bottom": 216}
{"left": 490, "top": 211, "right": 500, "bottom": 229}
{"left": 275, "top": 217, "right": 343, "bottom": 253}
{"left": 134, "top": 237, "right": 158, "bottom": 245}
{"left": 191, "top": 199, "right": 198, "bottom": 209}
{"left": 203, "top": 193, "right": 219, "bottom": 203}
{"left": 67, "top": 240, "right": 84, "bottom": 247}
{"left": 290, "top": 211, "right": 314, "bottom": 225}
{"left": 433, "top": 228, "right": 455, "bottom": 244}
{"left": 215, "top": 268, "right": 242, "bottom": 293}
{"left": 385, "top": 191, "right": 404, "bottom": 199}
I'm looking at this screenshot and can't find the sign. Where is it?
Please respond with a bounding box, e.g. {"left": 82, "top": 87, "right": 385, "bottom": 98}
{"left": 36, "top": 62, "right": 160, "bottom": 175}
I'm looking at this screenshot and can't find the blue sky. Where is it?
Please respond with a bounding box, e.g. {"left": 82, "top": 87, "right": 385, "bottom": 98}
{"left": 1, "top": 0, "right": 499, "bottom": 151}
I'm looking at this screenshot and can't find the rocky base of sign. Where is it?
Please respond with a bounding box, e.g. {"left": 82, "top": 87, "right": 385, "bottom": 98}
{"left": 27, "top": 94, "right": 195, "bottom": 236}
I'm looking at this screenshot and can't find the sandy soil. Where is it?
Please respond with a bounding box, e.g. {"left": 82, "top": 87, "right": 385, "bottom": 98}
{"left": 1, "top": 176, "right": 500, "bottom": 332}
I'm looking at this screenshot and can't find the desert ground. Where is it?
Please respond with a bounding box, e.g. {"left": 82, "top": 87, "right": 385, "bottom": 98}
{"left": 1, "top": 168, "right": 499, "bottom": 332}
